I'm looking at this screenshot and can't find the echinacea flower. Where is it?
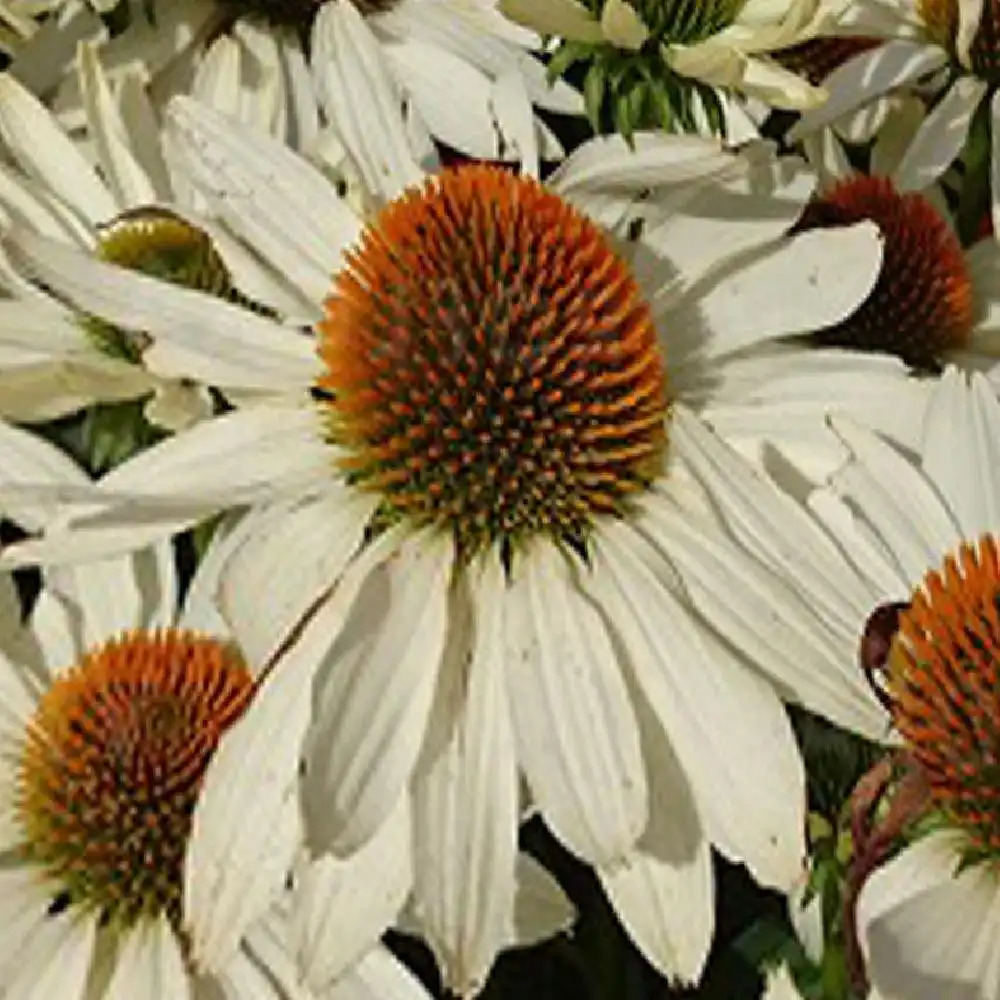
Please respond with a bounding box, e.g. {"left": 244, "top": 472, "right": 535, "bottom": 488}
{"left": 789, "top": 0, "right": 1000, "bottom": 241}
{"left": 657, "top": 364, "right": 1000, "bottom": 998}
{"left": 0, "top": 417, "right": 435, "bottom": 1000}
{"left": 0, "top": 84, "right": 923, "bottom": 992}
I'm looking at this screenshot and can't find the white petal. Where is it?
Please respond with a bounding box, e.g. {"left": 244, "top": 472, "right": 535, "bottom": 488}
{"left": 641, "top": 154, "right": 816, "bottom": 292}
{"left": 166, "top": 95, "right": 361, "bottom": 308}
{"left": 920, "top": 367, "right": 1000, "bottom": 540}
{"left": 379, "top": 37, "right": 504, "bottom": 160}
{"left": 788, "top": 40, "right": 948, "bottom": 140}
{"left": 330, "top": 945, "right": 434, "bottom": 1000}
{"left": 0, "top": 869, "right": 55, "bottom": 974}
{"left": 412, "top": 556, "right": 518, "bottom": 996}
{"left": 105, "top": 919, "right": 191, "bottom": 1000}
{"left": 670, "top": 405, "right": 877, "bottom": 630}
{"left": 510, "top": 853, "right": 575, "bottom": 947}
{"left": 78, "top": 42, "right": 157, "bottom": 209}
{"left": 587, "top": 521, "right": 806, "bottom": 890}
{"left": 303, "top": 529, "right": 452, "bottom": 854}
{"left": 312, "top": 1, "right": 424, "bottom": 203}
{"left": 294, "top": 799, "right": 412, "bottom": 991}
{"left": 498, "top": 0, "right": 604, "bottom": 42}
{"left": 0, "top": 415, "right": 88, "bottom": 532}
{"left": 601, "top": 0, "right": 649, "bottom": 48}
{"left": 219, "top": 488, "right": 377, "bottom": 667}
{"left": 504, "top": 542, "right": 647, "bottom": 865}
{"left": 599, "top": 695, "right": 713, "bottom": 985}
{"left": 6, "top": 230, "right": 319, "bottom": 393}
{"left": 182, "top": 544, "right": 394, "bottom": 971}
{"left": 47, "top": 552, "right": 149, "bottom": 650}
{"left": 3, "top": 906, "right": 96, "bottom": 1000}
{"left": 0, "top": 74, "right": 115, "bottom": 225}
{"left": 859, "top": 832, "right": 1000, "bottom": 1000}
{"left": 550, "top": 132, "right": 736, "bottom": 194}
{"left": 688, "top": 222, "right": 883, "bottom": 358}
{"left": 828, "top": 416, "right": 962, "bottom": 582}
{"left": 116, "top": 69, "right": 172, "bottom": 202}
{"left": 490, "top": 67, "right": 539, "bottom": 175}
{"left": 894, "top": 76, "right": 986, "bottom": 191}
{"left": 636, "top": 495, "right": 885, "bottom": 739}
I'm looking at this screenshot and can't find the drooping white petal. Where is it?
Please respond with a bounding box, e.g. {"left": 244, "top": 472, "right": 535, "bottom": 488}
{"left": 511, "top": 853, "right": 576, "bottom": 947}
{"left": 46, "top": 552, "right": 151, "bottom": 650}
{"left": 498, "top": 0, "right": 604, "bottom": 42}
{"left": 116, "top": 69, "right": 172, "bottom": 202}
{"left": 1, "top": 903, "right": 96, "bottom": 1000}
{"left": 788, "top": 41, "right": 948, "bottom": 141}
{"left": 859, "top": 832, "right": 1000, "bottom": 1000}
{"left": 685, "top": 221, "right": 883, "bottom": 359}
{"left": 670, "top": 405, "right": 877, "bottom": 629}
{"left": 78, "top": 41, "right": 157, "bottom": 210}
{"left": 636, "top": 495, "right": 885, "bottom": 739}
{"left": 378, "top": 36, "right": 505, "bottom": 160}
{"left": 805, "top": 485, "right": 910, "bottom": 600}
{"left": 411, "top": 556, "right": 518, "bottom": 996}
{"left": 490, "top": 67, "right": 539, "bottom": 176}
{"left": 330, "top": 945, "right": 436, "bottom": 1000}
{"left": 587, "top": 521, "right": 806, "bottom": 890}
{"left": 166, "top": 95, "right": 362, "bottom": 309}
{"left": 504, "top": 542, "right": 647, "bottom": 866}
{"left": 920, "top": 367, "right": 1000, "bottom": 541}
{"left": 105, "top": 918, "right": 191, "bottom": 1000}
{"left": 599, "top": 695, "right": 713, "bottom": 985}
{"left": 5, "top": 230, "right": 320, "bottom": 393}
{"left": 302, "top": 529, "right": 452, "bottom": 855}
{"left": 183, "top": 541, "right": 400, "bottom": 972}
{"left": 311, "top": 1, "right": 425, "bottom": 204}
{"left": 894, "top": 76, "right": 986, "bottom": 192}
{"left": 0, "top": 415, "right": 89, "bottom": 532}
{"left": 641, "top": 155, "right": 817, "bottom": 293}
{"left": 0, "top": 73, "right": 115, "bottom": 225}
{"left": 828, "top": 416, "right": 962, "bottom": 582}
{"left": 294, "top": 799, "right": 412, "bottom": 991}
{"left": 549, "top": 133, "right": 737, "bottom": 195}
{"left": 219, "top": 488, "right": 377, "bottom": 668}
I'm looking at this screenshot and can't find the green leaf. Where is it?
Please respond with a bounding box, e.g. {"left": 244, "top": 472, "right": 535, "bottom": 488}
{"left": 83, "top": 399, "right": 163, "bottom": 473}
{"left": 546, "top": 41, "right": 591, "bottom": 82}
{"left": 583, "top": 61, "right": 608, "bottom": 132}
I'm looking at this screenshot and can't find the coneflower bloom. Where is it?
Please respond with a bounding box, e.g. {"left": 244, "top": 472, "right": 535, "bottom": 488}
{"left": 0, "top": 418, "right": 433, "bottom": 1000}
{"left": 0, "top": 89, "right": 915, "bottom": 992}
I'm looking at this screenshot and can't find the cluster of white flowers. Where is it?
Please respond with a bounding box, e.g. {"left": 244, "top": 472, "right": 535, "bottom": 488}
{"left": 0, "top": 1, "right": 999, "bottom": 999}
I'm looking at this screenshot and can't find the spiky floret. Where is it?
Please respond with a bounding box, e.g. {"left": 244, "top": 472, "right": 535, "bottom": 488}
{"left": 794, "top": 175, "right": 973, "bottom": 370}
{"left": 888, "top": 536, "right": 1000, "bottom": 858}
{"left": 16, "top": 630, "right": 253, "bottom": 930}
{"left": 317, "top": 165, "right": 668, "bottom": 562}
{"left": 920, "top": 0, "right": 1000, "bottom": 83}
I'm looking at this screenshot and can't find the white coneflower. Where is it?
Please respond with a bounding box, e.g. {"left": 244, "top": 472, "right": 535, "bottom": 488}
{"left": 0, "top": 418, "right": 434, "bottom": 1000}
{"left": 0, "top": 85, "right": 927, "bottom": 993}
{"left": 645, "top": 364, "right": 1000, "bottom": 998}
{"left": 790, "top": 0, "right": 1000, "bottom": 242}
